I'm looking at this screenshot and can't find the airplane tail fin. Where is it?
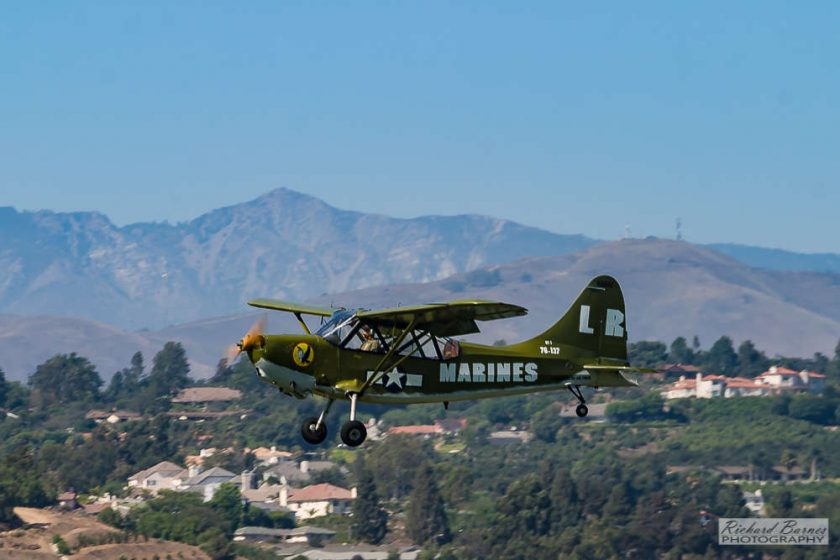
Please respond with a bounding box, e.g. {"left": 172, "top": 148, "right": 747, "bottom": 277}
{"left": 520, "top": 275, "right": 629, "bottom": 363}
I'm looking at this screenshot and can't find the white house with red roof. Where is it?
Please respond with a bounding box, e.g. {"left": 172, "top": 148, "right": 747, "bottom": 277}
{"left": 280, "top": 483, "right": 356, "bottom": 520}
{"left": 662, "top": 373, "right": 770, "bottom": 399}
{"left": 755, "top": 366, "right": 826, "bottom": 393}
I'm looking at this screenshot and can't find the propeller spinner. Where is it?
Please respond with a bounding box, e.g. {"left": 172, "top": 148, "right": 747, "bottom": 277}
{"left": 224, "top": 315, "right": 266, "bottom": 365}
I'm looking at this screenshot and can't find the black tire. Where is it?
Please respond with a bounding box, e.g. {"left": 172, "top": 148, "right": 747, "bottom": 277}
{"left": 575, "top": 404, "right": 589, "bottom": 418}
{"left": 301, "top": 416, "right": 328, "bottom": 444}
{"left": 340, "top": 420, "right": 367, "bottom": 447}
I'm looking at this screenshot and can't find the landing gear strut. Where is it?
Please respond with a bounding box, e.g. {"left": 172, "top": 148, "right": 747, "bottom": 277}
{"left": 301, "top": 399, "right": 334, "bottom": 444}
{"left": 340, "top": 393, "right": 367, "bottom": 447}
{"left": 567, "top": 384, "right": 588, "bottom": 418}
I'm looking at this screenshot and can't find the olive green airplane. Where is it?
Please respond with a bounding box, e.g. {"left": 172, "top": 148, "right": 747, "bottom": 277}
{"left": 228, "top": 275, "right": 649, "bottom": 447}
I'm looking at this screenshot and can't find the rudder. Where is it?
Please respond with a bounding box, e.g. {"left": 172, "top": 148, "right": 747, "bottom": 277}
{"left": 525, "top": 275, "right": 628, "bottom": 362}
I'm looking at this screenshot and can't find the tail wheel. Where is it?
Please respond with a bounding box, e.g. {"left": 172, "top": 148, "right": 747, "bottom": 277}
{"left": 301, "top": 416, "right": 328, "bottom": 444}
{"left": 340, "top": 420, "right": 367, "bottom": 447}
{"left": 575, "top": 404, "right": 589, "bottom": 418}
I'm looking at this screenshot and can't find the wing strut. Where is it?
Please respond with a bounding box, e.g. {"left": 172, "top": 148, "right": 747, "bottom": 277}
{"left": 358, "top": 318, "right": 416, "bottom": 395}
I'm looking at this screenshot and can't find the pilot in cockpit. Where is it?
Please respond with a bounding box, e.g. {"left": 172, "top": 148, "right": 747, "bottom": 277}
{"left": 360, "top": 325, "right": 381, "bottom": 352}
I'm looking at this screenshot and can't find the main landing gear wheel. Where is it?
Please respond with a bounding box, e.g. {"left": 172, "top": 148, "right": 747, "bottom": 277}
{"left": 340, "top": 420, "right": 367, "bottom": 447}
{"left": 301, "top": 416, "right": 328, "bottom": 444}
{"left": 567, "top": 384, "right": 588, "bottom": 419}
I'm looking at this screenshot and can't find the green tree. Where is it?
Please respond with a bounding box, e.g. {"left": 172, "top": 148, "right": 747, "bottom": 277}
{"left": 829, "top": 339, "right": 840, "bottom": 380}
{"left": 148, "top": 342, "right": 192, "bottom": 399}
{"left": 736, "top": 340, "right": 767, "bottom": 377}
{"left": 703, "top": 336, "right": 738, "bottom": 376}
{"left": 668, "top": 336, "right": 695, "bottom": 365}
{"left": 0, "top": 367, "right": 8, "bottom": 407}
{"left": 28, "top": 353, "right": 102, "bottom": 408}
{"left": 209, "top": 482, "right": 243, "bottom": 536}
{"left": 0, "top": 448, "right": 54, "bottom": 525}
{"left": 404, "top": 462, "right": 450, "bottom": 546}
{"left": 351, "top": 455, "right": 388, "bottom": 544}
{"left": 628, "top": 341, "right": 667, "bottom": 368}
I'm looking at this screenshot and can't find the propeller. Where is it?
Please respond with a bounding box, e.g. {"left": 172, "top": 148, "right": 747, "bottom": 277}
{"left": 224, "top": 315, "right": 267, "bottom": 365}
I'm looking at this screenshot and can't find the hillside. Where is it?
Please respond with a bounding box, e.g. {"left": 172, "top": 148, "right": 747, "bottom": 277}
{"left": 2, "top": 239, "right": 838, "bottom": 382}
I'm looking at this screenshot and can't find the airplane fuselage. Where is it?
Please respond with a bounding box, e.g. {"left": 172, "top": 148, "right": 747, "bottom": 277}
{"left": 248, "top": 334, "right": 636, "bottom": 405}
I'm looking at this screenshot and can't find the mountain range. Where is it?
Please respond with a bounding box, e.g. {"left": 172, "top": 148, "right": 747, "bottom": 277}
{"left": 1, "top": 189, "right": 838, "bottom": 382}
{"left": 0, "top": 188, "right": 595, "bottom": 330}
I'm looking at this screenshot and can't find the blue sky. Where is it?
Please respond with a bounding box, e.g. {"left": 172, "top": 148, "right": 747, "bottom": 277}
{"left": 1, "top": 1, "right": 839, "bottom": 252}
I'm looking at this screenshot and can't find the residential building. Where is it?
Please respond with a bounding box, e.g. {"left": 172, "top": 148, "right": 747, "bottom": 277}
{"left": 755, "top": 366, "right": 826, "bottom": 394}
{"left": 127, "top": 461, "right": 188, "bottom": 495}
{"left": 57, "top": 492, "right": 78, "bottom": 510}
{"left": 181, "top": 466, "right": 237, "bottom": 501}
{"left": 233, "top": 526, "right": 336, "bottom": 546}
{"left": 663, "top": 373, "right": 773, "bottom": 399}
{"left": 171, "top": 387, "right": 242, "bottom": 404}
{"left": 264, "top": 460, "right": 339, "bottom": 485}
{"left": 251, "top": 446, "right": 294, "bottom": 465}
{"left": 85, "top": 410, "right": 142, "bottom": 424}
{"left": 281, "top": 483, "right": 356, "bottom": 520}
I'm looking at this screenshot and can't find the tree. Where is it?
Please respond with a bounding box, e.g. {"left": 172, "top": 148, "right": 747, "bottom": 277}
{"left": 0, "top": 367, "right": 7, "bottom": 408}
{"left": 736, "top": 340, "right": 767, "bottom": 377}
{"left": 148, "top": 342, "right": 191, "bottom": 398}
{"left": 351, "top": 455, "right": 388, "bottom": 544}
{"left": 28, "top": 353, "right": 102, "bottom": 408}
{"left": 405, "top": 462, "right": 450, "bottom": 546}
{"left": 0, "top": 448, "right": 53, "bottom": 525}
{"left": 669, "top": 337, "right": 695, "bottom": 365}
{"left": 829, "top": 339, "right": 840, "bottom": 380}
{"left": 703, "top": 336, "right": 738, "bottom": 376}
{"left": 628, "top": 341, "right": 667, "bottom": 368}
{"left": 209, "top": 482, "right": 243, "bottom": 536}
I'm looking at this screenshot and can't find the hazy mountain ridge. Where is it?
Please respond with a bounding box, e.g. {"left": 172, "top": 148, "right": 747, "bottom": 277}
{"left": 2, "top": 239, "right": 838, "bottom": 383}
{"left": 709, "top": 243, "right": 840, "bottom": 274}
{"left": 0, "top": 189, "right": 596, "bottom": 329}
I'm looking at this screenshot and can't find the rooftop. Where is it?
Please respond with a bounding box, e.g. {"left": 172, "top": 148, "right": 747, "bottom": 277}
{"left": 288, "top": 483, "right": 354, "bottom": 503}
{"left": 172, "top": 386, "right": 243, "bottom": 403}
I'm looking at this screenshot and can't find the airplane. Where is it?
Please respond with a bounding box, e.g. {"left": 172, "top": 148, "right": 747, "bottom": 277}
{"left": 228, "top": 275, "right": 650, "bottom": 447}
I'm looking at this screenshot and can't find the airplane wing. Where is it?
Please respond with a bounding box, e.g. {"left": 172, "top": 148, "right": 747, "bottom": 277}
{"left": 248, "top": 299, "right": 334, "bottom": 317}
{"left": 356, "top": 300, "right": 527, "bottom": 337}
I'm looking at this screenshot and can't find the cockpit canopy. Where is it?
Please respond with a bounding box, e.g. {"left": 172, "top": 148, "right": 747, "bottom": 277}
{"left": 315, "top": 309, "right": 459, "bottom": 359}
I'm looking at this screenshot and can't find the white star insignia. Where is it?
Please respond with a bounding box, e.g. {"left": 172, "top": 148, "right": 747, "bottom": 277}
{"left": 385, "top": 369, "right": 404, "bottom": 389}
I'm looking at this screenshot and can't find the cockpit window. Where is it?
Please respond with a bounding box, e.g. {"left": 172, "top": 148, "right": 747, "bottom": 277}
{"left": 316, "top": 310, "right": 357, "bottom": 343}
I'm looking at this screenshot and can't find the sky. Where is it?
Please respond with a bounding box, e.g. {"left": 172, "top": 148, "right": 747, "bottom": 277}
{"left": 1, "top": 1, "right": 839, "bottom": 253}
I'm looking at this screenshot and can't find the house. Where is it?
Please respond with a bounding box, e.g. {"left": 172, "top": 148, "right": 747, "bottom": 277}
{"left": 57, "top": 492, "right": 78, "bottom": 510}
{"left": 171, "top": 387, "right": 242, "bottom": 404}
{"left": 755, "top": 366, "right": 826, "bottom": 394}
{"left": 263, "top": 460, "right": 339, "bottom": 485}
{"left": 712, "top": 466, "right": 754, "bottom": 482}
{"left": 771, "top": 465, "right": 807, "bottom": 482}
{"left": 386, "top": 418, "right": 468, "bottom": 438}
{"left": 127, "top": 461, "right": 188, "bottom": 495}
{"left": 434, "top": 418, "right": 467, "bottom": 434}
{"left": 181, "top": 467, "right": 237, "bottom": 500}
{"left": 743, "top": 490, "right": 766, "bottom": 516}
{"left": 85, "top": 410, "right": 142, "bottom": 424}
{"left": 282, "top": 483, "right": 356, "bottom": 520}
{"left": 387, "top": 425, "right": 442, "bottom": 437}
{"left": 234, "top": 525, "right": 336, "bottom": 546}
{"left": 487, "top": 430, "right": 533, "bottom": 445}
{"left": 662, "top": 373, "right": 773, "bottom": 400}
{"left": 251, "top": 446, "right": 294, "bottom": 465}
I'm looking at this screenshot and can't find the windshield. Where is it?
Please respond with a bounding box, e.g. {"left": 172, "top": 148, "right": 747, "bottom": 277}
{"left": 315, "top": 309, "right": 355, "bottom": 338}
